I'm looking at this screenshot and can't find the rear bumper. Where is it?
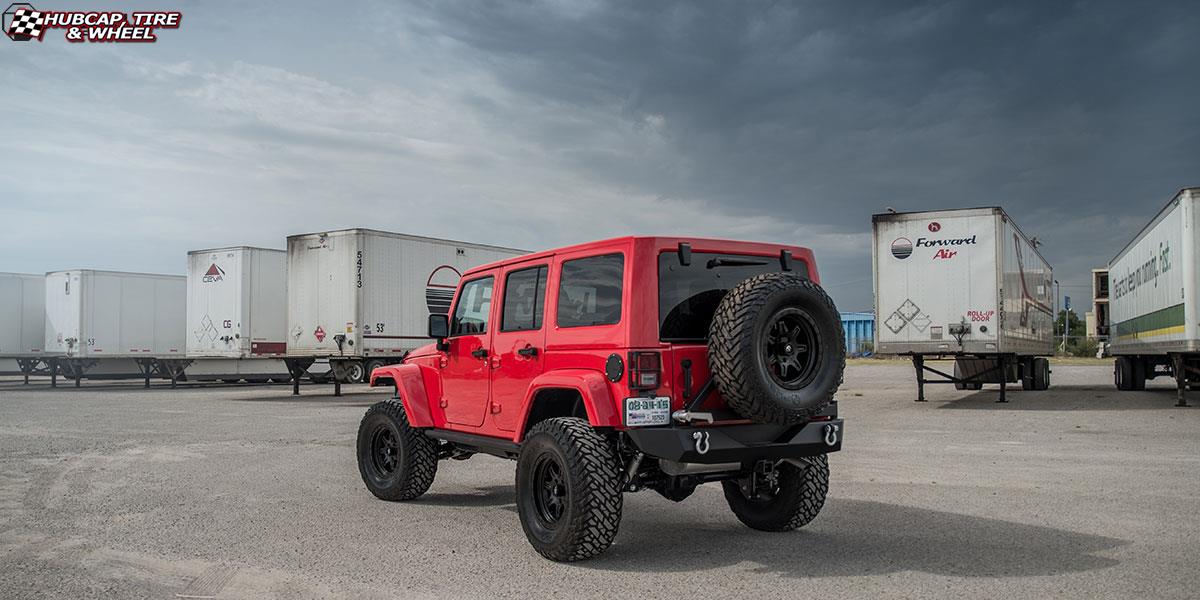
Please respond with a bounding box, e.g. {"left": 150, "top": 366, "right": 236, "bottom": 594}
{"left": 623, "top": 419, "right": 844, "bottom": 464}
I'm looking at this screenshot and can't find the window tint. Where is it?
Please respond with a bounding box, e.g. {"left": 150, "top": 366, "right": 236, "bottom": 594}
{"left": 557, "top": 254, "right": 624, "bottom": 328}
{"left": 450, "top": 276, "right": 493, "bottom": 336}
{"left": 501, "top": 266, "right": 548, "bottom": 332}
{"left": 658, "top": 252, "right": 808, "bottom": 341}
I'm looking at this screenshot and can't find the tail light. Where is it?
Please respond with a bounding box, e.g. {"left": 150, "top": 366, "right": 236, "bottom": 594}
{"left": 628, "top": 351, "right": 661, "bottom": 390}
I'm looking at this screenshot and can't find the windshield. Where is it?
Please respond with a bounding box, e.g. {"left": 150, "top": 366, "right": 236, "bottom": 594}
{"left": 658, "top": 251, "right": 808, "bottom": 341}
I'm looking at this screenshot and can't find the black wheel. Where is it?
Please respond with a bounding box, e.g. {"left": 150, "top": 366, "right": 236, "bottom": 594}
{"left": 356, "top": 400, "right": 438, "bottom": 501}
{"left": 516, "top": 417, "right": 622, "bottom": 562}
{"left": 708, "top": 273, "right": 845, "bottom": 425}
{"left": 1032, "top": 357, "right": 1050, "bottom": 391}
{"left": 723, "top": 455, "right": 829, "bottom": 532}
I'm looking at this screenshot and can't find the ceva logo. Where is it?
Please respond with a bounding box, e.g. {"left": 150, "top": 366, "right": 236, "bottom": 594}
{"left": 202, "top": 263, "right": 225, "bottom": 283}
{"left": 891, "top": 237, "right": 913, "bottom": 260}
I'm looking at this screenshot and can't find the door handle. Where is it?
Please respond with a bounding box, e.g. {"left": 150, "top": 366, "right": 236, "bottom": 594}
{"left": 471, "top": 347, "right": 489, "bottom": 359}
{"left": 516, "top": 345, "right": 539, "bottom": 358}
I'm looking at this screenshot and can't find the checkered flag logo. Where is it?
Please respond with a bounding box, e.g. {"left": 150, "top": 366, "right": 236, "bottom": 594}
{"left": 6, "top": 5, "right": 45, "bottom": 41}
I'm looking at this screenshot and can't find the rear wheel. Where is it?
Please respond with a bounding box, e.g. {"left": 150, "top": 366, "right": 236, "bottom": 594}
{"left": 364, "top": 360, "right": 387, "bottom": 382}
{"left": 516, "top": 418, "right": 622, "bottom": 562}
{"left": 1116, "top": 356, "right": 1145, "bottom": 391}
{"left": 1031, "top": 357, "right": 1050, "bottom": 391}
{"left": 1131, "top": 358, "right": 1147, "bottom": 391}
{"left": 1115, "top": 357, "right": 1131, "bottom": 390}
{"left": 339, "top": 361, "right": 367, "bottom": 384}
{"left": 723, "top": 455, "right": 829, "bottom": 531}
{"left": 356, "top": 401, "right": 438, "bottom": 501}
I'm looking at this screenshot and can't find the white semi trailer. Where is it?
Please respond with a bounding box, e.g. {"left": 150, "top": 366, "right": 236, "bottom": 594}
{"left": 0, "top": 272, "right": 48, "bottom": 379}
{"left": 183, "top": 246, "right": 291, "bottom": 382}
{"left": 1108, "top": 188, "right": 1200, "bottom": 406}
{"left": 286, "top": 229, "right": 527, "bottom": 382}
{"left": 44, "top": 269, "right": 187, "bottom": 385}
{"left": 873, "top": 207, "right": 1055, "bottom": 402}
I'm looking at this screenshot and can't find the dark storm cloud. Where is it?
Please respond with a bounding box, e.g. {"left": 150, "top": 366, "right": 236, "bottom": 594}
{"left": 1, "top": 0, "right": 1195, "bottom": 313}
{"left": 403, "top": 0, "right": 1198, "bottom": 305}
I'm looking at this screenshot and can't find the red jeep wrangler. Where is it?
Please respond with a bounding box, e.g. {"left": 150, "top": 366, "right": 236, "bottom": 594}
{"left": 358, "top": 236, "right": 845, "bottom": 561}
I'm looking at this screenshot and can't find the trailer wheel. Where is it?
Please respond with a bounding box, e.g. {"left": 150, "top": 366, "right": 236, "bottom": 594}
{"left": 1116, "top": 357, "right": 1134, "bottom": 391}
{"left": 338, "top": 361, "right": 367, "bottom": 384}
{"left": 1131, "top": 359, "right": 1147, "bottom": 391}
{"left": 364, "top": 360, "right": 387, "bottom": 381}
{"left": 708, "top": 273, "right": 845, "bottom": 425}
{"left": 1032, "top": 357, "right": 1050, "bottom": 391}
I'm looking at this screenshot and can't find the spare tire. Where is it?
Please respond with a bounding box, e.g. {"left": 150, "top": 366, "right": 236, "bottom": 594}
{"left": 708, "top": 273, "right": 844, "bottom": 425}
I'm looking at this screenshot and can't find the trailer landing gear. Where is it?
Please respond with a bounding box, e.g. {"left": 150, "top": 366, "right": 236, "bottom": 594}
{"left": 284, "top": 358, "right": 316, "bottom": 397}
{"left": 1170, "top": 354, "right": 1200, "bottom": 408}
{"left": 907, "top": 353, "right": 1043, "bottom": 403}
{"left": 15, "top": 358, "right": 49, "bottom": 385}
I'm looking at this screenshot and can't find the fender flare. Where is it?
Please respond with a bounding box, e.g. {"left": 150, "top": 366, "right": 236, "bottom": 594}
{"left": 369, "top": 364, "right": 439, "bottom": 428}
{"left": 514, "top": 369, "right": 620, "bottom": 439}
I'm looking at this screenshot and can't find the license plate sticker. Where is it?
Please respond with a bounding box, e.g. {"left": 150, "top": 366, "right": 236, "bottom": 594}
{"left": 624, "top": 396, "right": 671, "bottom": 427}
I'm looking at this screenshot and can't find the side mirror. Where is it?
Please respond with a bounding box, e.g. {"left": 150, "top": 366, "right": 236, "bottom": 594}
{"left": 428, "top": 313, "right": 450, "bottom": 340}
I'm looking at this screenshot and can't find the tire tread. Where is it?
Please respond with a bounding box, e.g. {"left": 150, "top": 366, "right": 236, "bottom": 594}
{"left": 520, "top": 417, "right": 623, "bottom": 561}
{"left": 708, "top": 273, "right": 845, "bottom": 424}
{"left": 357, "top": 400, "right": 438, "bottom": 501}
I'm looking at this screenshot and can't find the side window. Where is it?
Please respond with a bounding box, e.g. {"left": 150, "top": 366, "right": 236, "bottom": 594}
{"left": 501, "top": 266, "right": 548, "bottom": 332}
{"left": 557, "top": 253, "right": 624, "bottom": 328}
{"left": 450, "top": 276, "right": 494, "bottom": 336}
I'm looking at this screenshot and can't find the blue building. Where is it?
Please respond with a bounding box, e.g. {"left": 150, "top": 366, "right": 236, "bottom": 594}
{"left": 840, "top": 312, "right": 875, "bottom": 356}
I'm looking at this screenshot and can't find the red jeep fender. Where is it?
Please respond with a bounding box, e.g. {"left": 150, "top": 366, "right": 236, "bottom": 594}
{"left": 369, "top": 364, "right": 441, "bottom": 429}
{"left": 514, "top": 369, "right": 620, "bottom": 439}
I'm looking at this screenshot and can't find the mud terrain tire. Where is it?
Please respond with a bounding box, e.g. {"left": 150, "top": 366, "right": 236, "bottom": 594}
{"left": 723, "top": 455, "right": 829, "bottom": 531}
{"left": 708, "top": 273, "right": 844, "bottom": 424}
{"left": 516, "top": 418, "right": 623, "bottom": 562}
{"left": 357, "top": 400, "right": 438, "bottom": 501}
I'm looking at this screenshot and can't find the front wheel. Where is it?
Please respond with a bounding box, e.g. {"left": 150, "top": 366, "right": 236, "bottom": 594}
{"left": 356, "top": 401, "right": 438, "bottom": 501}
{"left": 516, "top": 418, "right": 623, "bottom": 562}
{"left": 723, "top": 455, "right": 829, "bottom": 532}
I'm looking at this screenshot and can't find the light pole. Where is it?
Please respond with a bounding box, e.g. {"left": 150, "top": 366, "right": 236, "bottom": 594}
{"left": 1054, "top": 280, "right": 1060, "bottom": 355}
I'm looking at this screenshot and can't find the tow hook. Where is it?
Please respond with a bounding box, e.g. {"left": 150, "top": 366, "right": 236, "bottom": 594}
{"left": 823, "top": 423, "right": 840, "bottom": 447}
{"left": 692, "top": 431, "right": 710, "bottom": 455}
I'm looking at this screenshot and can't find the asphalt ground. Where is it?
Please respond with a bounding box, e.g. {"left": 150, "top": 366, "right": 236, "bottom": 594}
{"left": 1, "top": 363, "right": 1197, "bottom": 599}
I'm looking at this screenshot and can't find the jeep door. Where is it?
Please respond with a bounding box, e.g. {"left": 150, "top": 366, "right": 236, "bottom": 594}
{"left": 441, "top": 274, "right": 496, "bottom": 427}
{"left": 490, "top": 263, "right": 550, "bottom": 431}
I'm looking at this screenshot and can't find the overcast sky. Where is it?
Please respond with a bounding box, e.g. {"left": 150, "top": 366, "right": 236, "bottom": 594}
{"left": 2, "top": 0, "right": 1196, "bottom": 311}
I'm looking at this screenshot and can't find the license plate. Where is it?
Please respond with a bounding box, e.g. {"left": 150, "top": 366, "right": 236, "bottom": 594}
{"left": 623, "top": 396, "right": 671, "bottom": 427}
